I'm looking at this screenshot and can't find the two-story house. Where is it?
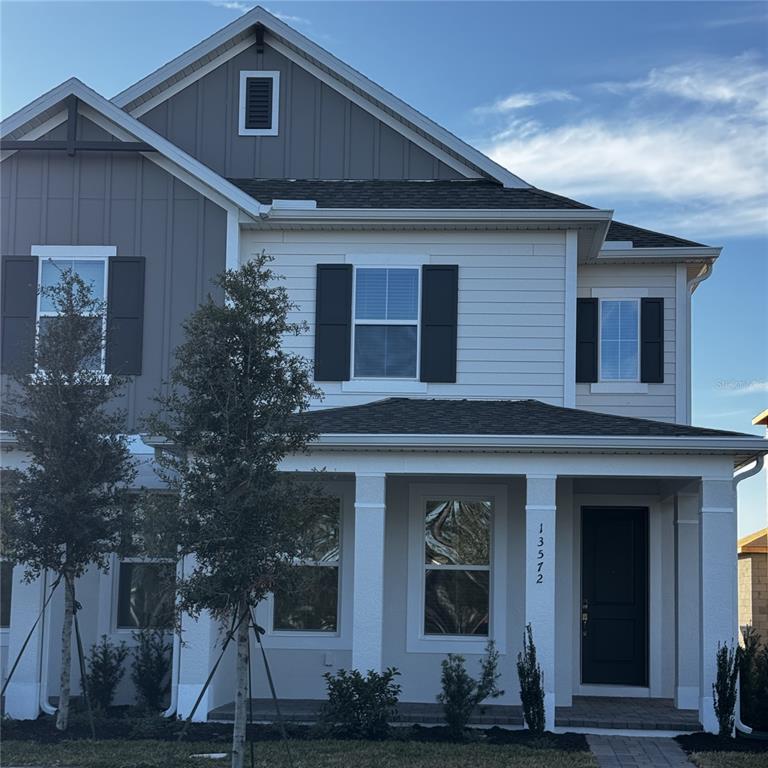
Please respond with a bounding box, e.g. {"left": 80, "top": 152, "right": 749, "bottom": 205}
{"left": 1, "top": 7, "right": 765, "bottom": 734}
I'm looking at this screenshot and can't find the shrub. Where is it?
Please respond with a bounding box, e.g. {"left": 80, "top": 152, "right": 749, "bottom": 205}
{"left": 517, "top": 623, "right": 545, "bottom": 733}
{"left": 322, "top": 667, "right": 401, "bottom": 739}
{"left": 83, "top": 635, "right": 129, "bottom": 711}
{"left": 713, "top": 640, "right": 740, "bottom": 737}
{"left": 438, "top": 640, "right": 503, "bottom": 740}
{"left": 131, "top": 629, "right": 173, "bottom": 711}
{"left": 740, "top": 626, "right": 768, "bottom": 731}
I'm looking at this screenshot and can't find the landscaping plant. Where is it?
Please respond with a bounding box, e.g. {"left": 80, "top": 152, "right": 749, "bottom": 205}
{"left": 438, "top": 640, "right": 503, "bottom": 739}
{"left": 131, "top": 629, "right": 172, "bottom": 711}
{"left": 84, "top": 635, "right": 129, "bottom": 711}
{"left": 517, "top": 623, "right": 545, "bottom": 734}
{"left": 146, "top": 254, "right": 324, "bottom": 768}
{"left": 739, "top": 626, "right": 768, "bottom": 731}
{"left": 1, "top": 268, "right": 135, "bottom": 730}
{"left": 713, "top": 640, "right": 740, "bottom": 737}
{"left": 322, "top": 667, "right": 402, "bottom": 739}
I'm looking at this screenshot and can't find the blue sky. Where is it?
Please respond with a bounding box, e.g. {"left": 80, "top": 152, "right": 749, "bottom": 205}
{"left": 1, "top": 1, "right": 766, "bottom": 532}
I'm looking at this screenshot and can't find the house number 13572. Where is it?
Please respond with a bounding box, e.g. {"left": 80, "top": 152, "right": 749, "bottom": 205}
{"left": 536, "top": 523, "right": 544, "bottom": 584}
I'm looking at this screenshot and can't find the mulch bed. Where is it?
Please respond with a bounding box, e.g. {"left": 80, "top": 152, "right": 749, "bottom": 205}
{"left": 0, "top": 713, "right": 589, "bottom": 751}
{"left": 676, "top": 733, "right": 768, "bottom": 754}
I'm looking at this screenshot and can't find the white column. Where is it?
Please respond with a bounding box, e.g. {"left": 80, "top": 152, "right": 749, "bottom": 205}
{"left": 675, "top": 488, "right": 700, "bottom": 710}
{"left": 352, "top": 473, "right": 386, "bottom": 673}
{"left": 525, "top": 474, "right": 557, "bottom": 728}
{"left": 5, "top": 567, "right": 48, "bottom": 719}
{"left": 176, "top": 556, "right": 217, "bottom": 721}
{"left": 699, "top": 477, "right": 737, "bottom": 733}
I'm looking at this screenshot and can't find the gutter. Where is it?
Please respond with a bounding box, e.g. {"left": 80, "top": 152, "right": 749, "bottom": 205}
{"left": 163, "top": 555, "right": 185, "bottom": 719}
{"left": 252, "top": 207, "right": 614, "bottom": 225}
{"left": 307, "top": 432, "right": 768, "bottom": 455}
{"left": 733, "top": 455, "right": 765, "bottom": 736}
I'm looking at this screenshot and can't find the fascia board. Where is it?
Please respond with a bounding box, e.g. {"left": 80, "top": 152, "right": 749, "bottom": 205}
{"left": 597, "top": 247, "right": 722, "bottom": 261}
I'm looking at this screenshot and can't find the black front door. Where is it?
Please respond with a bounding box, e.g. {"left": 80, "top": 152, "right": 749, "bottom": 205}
{"left": 581, "top": 507, "right": 648, "bottom": 686}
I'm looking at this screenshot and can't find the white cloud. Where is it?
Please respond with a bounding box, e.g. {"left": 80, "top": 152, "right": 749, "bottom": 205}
{"left": 718, "top": 380, "right": 768, "bottom": 396}
{"left": 703, "top": 13, "right": 768, "bottom": 29}
{"left": 477, "top": 56, "right": 768, "bottom": 238}
{"left": 476, "top": 90, "right": 576, "bottom": 114}
{"left": 210, "top": 2, "right": 311, "bottom": 25}
{"left": 600, "top": 55, "right": 768, "bottom": 117}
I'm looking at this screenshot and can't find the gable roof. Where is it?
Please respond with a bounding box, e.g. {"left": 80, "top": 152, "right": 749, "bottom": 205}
{"left": 0, "top": 78, "right": 267, "bottom": 218}
{"left": 228, "top": 178, "right": 709, "bottom": 248}
{"left": 738, "top": 528, "right": 768, "bottom": 554}
{"left": 110, "top": 6, "right": 527, "bottom": 189}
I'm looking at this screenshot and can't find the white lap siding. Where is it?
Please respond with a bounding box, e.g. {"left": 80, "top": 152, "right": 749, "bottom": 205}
{"left": 240, "top": 229, "right": 567, "bottom": 409}
{"left": 576, "top": 263, "right": 678, "bottom": 422}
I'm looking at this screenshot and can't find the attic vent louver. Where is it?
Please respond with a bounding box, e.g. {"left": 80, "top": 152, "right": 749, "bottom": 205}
{"left": 239, "top": 71, "right": 279, "bottom": 136}
{"left": 245, "top": 77, "right": 272, "bottom": 130}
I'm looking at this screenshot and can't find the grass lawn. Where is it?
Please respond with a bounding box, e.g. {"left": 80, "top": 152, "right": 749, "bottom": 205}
{"left": 688, "top": 752, "right": 768, "bottom": 768}
{"left": 1, "top": 737, "right": 598, "bottom": 768}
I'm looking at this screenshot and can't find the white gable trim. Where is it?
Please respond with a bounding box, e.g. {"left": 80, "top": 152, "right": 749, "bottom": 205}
{"left": 110, "top": 5, "right": 528, "bottom": 188}
{"left": 0, "top": 78, "right": 267, "bottom": 219}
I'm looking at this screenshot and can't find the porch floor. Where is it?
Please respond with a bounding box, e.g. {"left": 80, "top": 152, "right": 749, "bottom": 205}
{"left": 555, "top": 697, "right": 701, "bottom": 732}
{"left": 208, "top": 696, "right": 701, "bottom": 731}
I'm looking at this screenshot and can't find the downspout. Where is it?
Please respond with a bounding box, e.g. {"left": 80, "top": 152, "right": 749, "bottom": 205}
{"left": 732, "top": 455, "right": 765, "bottom": 736}
{"left": 163, "top": 555, "right": 184, "bottom": 718}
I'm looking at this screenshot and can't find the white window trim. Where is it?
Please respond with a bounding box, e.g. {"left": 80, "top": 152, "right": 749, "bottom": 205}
{"left": 257, "top": 481, "right": 354, "bottom": 650}
{"left": 112, "top": 555, "right": 175, "bottom": 635}
{"left": 351, "top": 266, "right": 421, "bottom": 382}
{"left": 406, "top": 483, "right": 508, "bottom": 655}
{"left": 238, "top": 70, "right": 280, "bottom": 137}
{"left": 597, "top": 297, "right": 641, "bottom": 384}
{"left": 33, "top": 246, "right": 113, "bottom": 374}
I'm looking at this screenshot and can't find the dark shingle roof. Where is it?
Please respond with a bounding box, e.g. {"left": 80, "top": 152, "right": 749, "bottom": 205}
{"left": 606, "top": 220, "right": 705, "bottom": 248}
{"left": 229, "top": 178, "right": 709, "bottom": 248}
{"left": 229, "top": 178, "right": 591, "bottom": 210}
{"left": 302, "top": 398, "right": 751, "bottom": 438}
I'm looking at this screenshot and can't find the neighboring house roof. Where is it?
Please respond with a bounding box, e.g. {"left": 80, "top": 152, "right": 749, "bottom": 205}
{"left": 0, "top": 78, "right": 267, "bottom": 218}
{"left": 738, "top": 528, "right": 768, "bottom": 554}
{"left": 228, "top": 178, "right": 708, "bottom": 248}
{"left": 111, "top": 6, "right": 527, "bottom": 189}
{"left": 753, "top": 409, "right": 768, "bottom": 427}
{"left": 302, "top": 398, "right": 753, "bottom": 437}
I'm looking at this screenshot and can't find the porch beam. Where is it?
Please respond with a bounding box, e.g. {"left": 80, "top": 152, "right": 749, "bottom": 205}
{"left": 699, "top": 477, "right": 737, "bottom": 733}
{"left": 0, "top": 140, "right": 157, "bottom": 152}
{"left": 525, "top": 474, "right": 557, "bottom": 728}
{"left": 351, "top": 473, "right": 386, "bottom": 672}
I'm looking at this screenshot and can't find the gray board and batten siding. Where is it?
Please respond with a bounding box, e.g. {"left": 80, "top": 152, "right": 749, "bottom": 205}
{"left": 138, "top": 41, "right": 464, "bottom": 181}
{"left": 0, "top": 116, "right": 227, "bottom": 430}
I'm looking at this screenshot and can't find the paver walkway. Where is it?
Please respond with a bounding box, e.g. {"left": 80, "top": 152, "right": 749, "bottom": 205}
{"left": 588, "top": 735, "right": 691, "bottom": 767}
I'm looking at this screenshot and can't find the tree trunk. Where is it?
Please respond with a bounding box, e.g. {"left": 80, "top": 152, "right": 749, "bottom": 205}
{"left": 231, "top": 601, "right": 249, "bottom": 768}
{"left": 55, "top": 572, "right": 74, "bottom": 731}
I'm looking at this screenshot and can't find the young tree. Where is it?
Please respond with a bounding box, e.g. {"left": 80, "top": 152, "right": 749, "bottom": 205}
{"left": 146, "top": 254, "right": 322, "bottom": 768}
{"left": 2, "top": 268, "right": 135, "bottom": 730}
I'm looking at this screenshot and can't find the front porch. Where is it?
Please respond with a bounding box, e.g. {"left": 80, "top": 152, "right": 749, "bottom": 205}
{"left": 153, "top": 393, "right": 766, "bottom": 737}
{"left": 208, "top": 696, "right": 701, "bottom": 732}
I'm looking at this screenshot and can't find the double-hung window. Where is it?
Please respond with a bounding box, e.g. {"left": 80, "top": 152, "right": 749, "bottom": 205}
{"left": 599, "top": 299, "right": 639, "bottom": 381}
{"left": 353, "top": 267, "right": 419, "bottom": 378}
{"left": 37, "top": 255, "right": 108, "bottom": 371}
{"left": 423, "top": 498, "right": 491, "bottom": 636}
{"left": 116, "top": 560, "right": 175, "bottom": 630}
{"left": 272, "top": 498, "right": 341, "bottom": 633}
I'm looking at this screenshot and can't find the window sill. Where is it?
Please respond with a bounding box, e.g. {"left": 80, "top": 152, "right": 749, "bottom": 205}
{"left": 590, "top": 382, "right": 648, "bottom": 394}
{"left": 262, "top": 632, "right": 350, "bottom": 650}
{"left": 406, "top": 635, "right": 502, "bottom": 655}
{"left": 342, "top": 380, "right": 427, "bottom": 394}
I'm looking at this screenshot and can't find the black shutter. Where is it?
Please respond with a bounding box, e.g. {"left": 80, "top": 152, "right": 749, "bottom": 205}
{"left": 576, "top": 298, "right": 599, "bottom": 383}
{"left": 245, "top": 77, "right": 273, "bottom": 130}
{"left": 105, "top": 257, "right": 145, "bottom": 375}
{"left": 1, "top": 255, "right": 38, "bottom": 374}
{"left": 420, "top": 265, "right": 458, "bottom": 383}
{"left": 314, "top": 264, "right": 352, "bottom": 381}
{"left": 640, "top": 297, "right": 664, "bottom": 383}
